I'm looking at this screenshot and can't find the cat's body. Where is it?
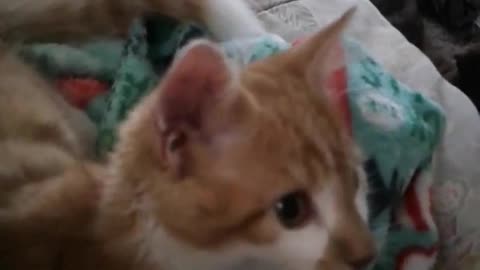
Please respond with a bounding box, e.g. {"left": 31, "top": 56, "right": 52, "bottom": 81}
{"left": 0, "top": 1, "right": 375, "bottom": 269}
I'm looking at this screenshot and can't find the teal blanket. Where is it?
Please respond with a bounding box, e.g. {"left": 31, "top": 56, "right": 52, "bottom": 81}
{"left": 19, "top": 17, "right": 445, "bottom": 270}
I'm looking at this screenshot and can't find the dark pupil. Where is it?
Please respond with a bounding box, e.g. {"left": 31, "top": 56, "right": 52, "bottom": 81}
{"left": 169, "top": 132, "right": 187, "bottom": 151}
{"left": 275, "top": 191, "right": 309, "bottom": 229}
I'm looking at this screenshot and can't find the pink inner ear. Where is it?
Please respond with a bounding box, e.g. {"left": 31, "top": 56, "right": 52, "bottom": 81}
{"left": 152, "top": 42, "right": 233, "bottom": 177}
{"left": 323, "top": 41, "right": 346, "bottom": 100}
{"left": 306, "top": 37, "right": 347, "bottom": 100}
{"left": 307, "top": 38, "right": 352, "bottom": 132}
{"left": 322, "top": 40, "right": 345, "bottom": 78}
{"left": 325, "top": 61, "right": 352, "bottom": 134}
{"left": 158, "top": 41, "right": 231, "bottom": 131}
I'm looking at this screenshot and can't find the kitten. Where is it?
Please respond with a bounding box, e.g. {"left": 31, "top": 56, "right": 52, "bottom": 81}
{"left": 0, "top": 8, "right": 376, "bottom": 270}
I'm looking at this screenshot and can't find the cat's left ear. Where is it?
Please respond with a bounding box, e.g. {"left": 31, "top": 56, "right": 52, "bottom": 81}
{"left": 293, "top": 8, "right": 355, "bottom": 98}
{"left": 153, "top": 40, "right": 244, "bottom": 177}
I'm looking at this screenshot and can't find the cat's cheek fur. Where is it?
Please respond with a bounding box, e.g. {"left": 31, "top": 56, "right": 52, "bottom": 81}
{"left": 268, "top": 225, "right": 329, "bottom": 269}
{"left": 138, "top": 188, "right": 340, "bottom": 270}
{"left": 142, "top": 218, "right": 328, "bottom": 270}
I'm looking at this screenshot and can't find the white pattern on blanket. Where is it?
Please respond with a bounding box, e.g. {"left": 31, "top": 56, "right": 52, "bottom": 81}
{"left": 248, "top": 0, "right": 480, "bottom": 269}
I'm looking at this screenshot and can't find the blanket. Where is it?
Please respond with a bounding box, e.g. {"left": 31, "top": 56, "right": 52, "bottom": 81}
{"left": 19, "top": 17, "right": 445, "bottom": 270}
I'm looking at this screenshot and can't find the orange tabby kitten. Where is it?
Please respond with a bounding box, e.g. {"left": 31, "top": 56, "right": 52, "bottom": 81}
{"left": 0, "top": 5, "right": 376, "bottom": 270}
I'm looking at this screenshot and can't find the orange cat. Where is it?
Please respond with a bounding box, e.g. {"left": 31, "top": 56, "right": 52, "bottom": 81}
{"left": 0, "top": 5, "right": 376, "bottom": 270}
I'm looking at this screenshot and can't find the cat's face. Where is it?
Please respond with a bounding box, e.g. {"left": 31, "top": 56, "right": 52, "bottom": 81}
{"left": 111, "top": 8, "right": 375, "bottom": 270}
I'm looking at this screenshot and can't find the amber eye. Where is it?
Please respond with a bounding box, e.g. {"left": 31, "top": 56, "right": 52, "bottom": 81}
{"left": 274, "top": 191, "right": 312, "bottom": 229}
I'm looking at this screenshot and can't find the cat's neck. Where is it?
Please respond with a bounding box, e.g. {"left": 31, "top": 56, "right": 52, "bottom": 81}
{"left": 95, "top": 174, "right": 249, "bottom": 270}
{"left": 94, "top": 178, "right": 186, "bottom": 270}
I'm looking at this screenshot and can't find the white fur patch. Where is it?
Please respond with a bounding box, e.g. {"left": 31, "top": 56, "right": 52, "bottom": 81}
{"left": 203, "top": 0, "right": 266, "bottom": 41}
{"left": 139, "top": 171, "right": 369, "bottom": 270}
{"left": 142, "top": 218, "right": 328, "bottom": 270}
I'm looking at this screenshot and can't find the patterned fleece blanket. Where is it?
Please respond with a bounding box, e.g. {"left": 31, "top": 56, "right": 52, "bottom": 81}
{"left": 18, "top": 17, "right": 445, "bottom": 270}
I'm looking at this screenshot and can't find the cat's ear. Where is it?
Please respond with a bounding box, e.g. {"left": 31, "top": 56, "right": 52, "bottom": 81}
{"left": 154, "top": 40, "right": 239, "bottom": 176}
{"left": 293, "top": 8, "right": 355, "bottom": 97}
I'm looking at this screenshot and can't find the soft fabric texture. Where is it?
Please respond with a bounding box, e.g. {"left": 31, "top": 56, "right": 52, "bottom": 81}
{"left": 343, "top": 39, "right": 443, "bottom": 270}
{"left": 19, "top": 17, "right": 206, "bottom": 156}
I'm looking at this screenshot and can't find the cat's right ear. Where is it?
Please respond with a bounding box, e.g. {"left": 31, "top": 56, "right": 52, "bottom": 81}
{"left": 291, "top": 8, "right": 355, "bottom": 99}
{"left": 153, "top": 40, "right": 241, "bottom": 177}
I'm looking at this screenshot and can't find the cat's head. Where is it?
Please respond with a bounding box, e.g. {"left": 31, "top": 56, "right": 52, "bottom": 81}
{"left": 111, "top": 8, "right": 375, "bottom": 270}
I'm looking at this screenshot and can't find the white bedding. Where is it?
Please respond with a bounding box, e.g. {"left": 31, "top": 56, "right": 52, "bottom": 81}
{"left": 248, "top": 0, "right": 480, "bottom": 268}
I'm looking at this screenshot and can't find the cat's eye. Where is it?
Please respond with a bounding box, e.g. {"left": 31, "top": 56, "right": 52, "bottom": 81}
{"left": 274, "top": 191, "right": 312, "bottom": 229}
{"left": 168, "top": 131, "right": 187, "bottom": 151}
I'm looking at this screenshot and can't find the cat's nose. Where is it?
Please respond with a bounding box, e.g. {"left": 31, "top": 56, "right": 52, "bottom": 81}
{"left": 329, "top": 219, "right": 377, "bottom": 269}
{"left": 343, "top": 240, "right": 376, "bottom": 269}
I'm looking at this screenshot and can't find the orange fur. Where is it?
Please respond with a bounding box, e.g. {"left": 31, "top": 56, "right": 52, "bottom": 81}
{"left": 0, "top": 0, "right": 263, "bottom": 42}
{"left": 0, "top": 6, "right": 375, "bottom": 270}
